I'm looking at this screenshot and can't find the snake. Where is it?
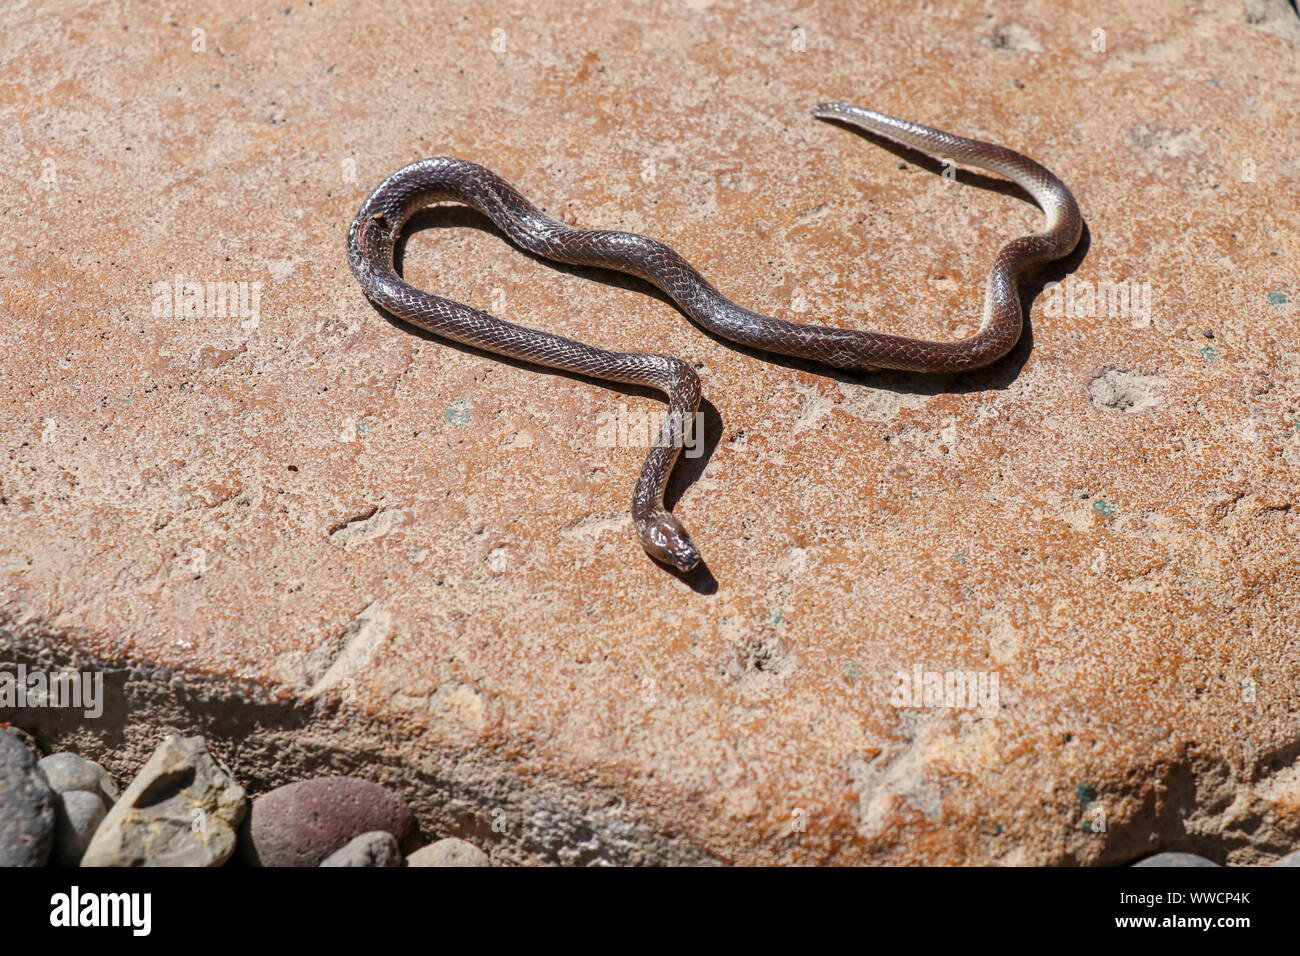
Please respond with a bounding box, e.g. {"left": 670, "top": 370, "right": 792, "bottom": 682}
{"left": 346, "top": 104, "right": 1082, "bottom": 572}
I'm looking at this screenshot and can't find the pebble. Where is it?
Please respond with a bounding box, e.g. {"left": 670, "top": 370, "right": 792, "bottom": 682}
{"left": 320, "top": 830, "right": 402, "bottom": 867}
{"left": 81, "top": 734, "right": 246, "bottom": 867}
{"left": 1273, "top": 850, "right": 1300, "bottom": 866}
{"left": 239, "top": 776, "right": 416, "bottom": 867}
{"left": 1132, "top": 851, "right": 1220, "bottom": 867}
{"left": 0, "top": 729, "right": 55, "bottom": 866}
{"left": 4, "top": 725, "right": 43, "bottom": 763}
{"left": 38, "top": 752, "right": 119, "bottom": 866}
{"left": 407, "top": 837, "right": 490, "bottom": 867}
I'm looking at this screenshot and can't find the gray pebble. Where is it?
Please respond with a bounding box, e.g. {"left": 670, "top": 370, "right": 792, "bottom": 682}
{"left": 1133, "top": 851, "right": 1220, "bottom": 867}
{"left": 39, "top": 752, "right": 116, "bottom": 796}
{"left": 3, "top": 726, "right": 43, "bottom": 763}
{"left": 320, "top": 830, "right": 402, "bottom": 867}
{"left": 1272, "top": 849, "right": 1300, "bottom": 866}
{"left": 0, "top": 729, "right": 55, "bottom": 866}
{"left": 406, "top": 837, "right": 489, "bottom": 867}
{"left": 38, "top": 752, "right": 119, "bottom": 866}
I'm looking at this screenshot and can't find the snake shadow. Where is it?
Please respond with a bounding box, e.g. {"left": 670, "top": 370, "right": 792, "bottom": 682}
{"left": 377, "top": 216, "right": 722, "bottom": 593}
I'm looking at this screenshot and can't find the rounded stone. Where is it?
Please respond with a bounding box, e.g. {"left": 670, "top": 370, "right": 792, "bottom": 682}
{"left": 0, "top": 729, "right": 55, "bottom": 867}
{"left": 1132, "top": 852, "right": 1220, "bottom": 867}
{"left": 320, "top": 830, "right": 402, "bottom": 867}
{"left": 4, "top": 726, "right": 43, "bottom": 764}
{"left": 37, "top": 752, "right": 119, "bottom": 866}
{"left": 1272, "top": 850, "right": 1300, "bottom": 867}
{"left": 38, "top": 752, "right": 116, "bottom": 796}
{"left": 240, "top": 776, "right": 417, "bottom": 867}
{"left": 406, "top": 837, "right": 490, "bottom": 867}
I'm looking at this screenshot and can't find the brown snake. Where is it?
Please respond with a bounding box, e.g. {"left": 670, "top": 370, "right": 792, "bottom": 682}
{"left": 346, "top": 104, "right": 1082, "bottom": 571}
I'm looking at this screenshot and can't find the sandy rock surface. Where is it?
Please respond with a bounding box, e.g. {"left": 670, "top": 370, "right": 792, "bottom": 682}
{"left": 2, "top": 1, "right": 1299, "bottom": 864}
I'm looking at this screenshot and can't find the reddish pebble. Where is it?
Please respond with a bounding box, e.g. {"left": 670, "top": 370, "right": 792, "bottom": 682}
{"left": 239, "top": 776, "right": 417, "bottom": 867}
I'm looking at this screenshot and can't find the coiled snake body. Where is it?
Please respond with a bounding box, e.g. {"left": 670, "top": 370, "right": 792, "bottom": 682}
{"left": 347, "top": 104, "right": 1082, "bottom": 571}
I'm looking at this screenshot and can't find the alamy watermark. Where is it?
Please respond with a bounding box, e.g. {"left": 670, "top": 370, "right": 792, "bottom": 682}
{"left": 595, "top": 404, "right": 704, "bottom": 458}
{"left": 890, "top": 665, "right": 1000, "bottom": 717}
{"left": 151, "top": 273, "right": 261, "bottom": 329}
{"left": 0, "top": 665, "right": 103, "bottom": 719}
{"left": 1041, "top": 276, "right": 1152, "bottom": 327}
{"left": 49, "top": 886, "right": 150, "bottom": 936}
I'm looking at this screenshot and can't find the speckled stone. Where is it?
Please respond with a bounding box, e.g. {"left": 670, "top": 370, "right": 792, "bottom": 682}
{"left": 240, "top": 776, "right": 417, "bottom": 867}
{"left": 3, "top": 726, "right": 43, "bottom": 764}
{"left": 407, "top": 838, "right": 490, "bottom": 867}
{"left": 2, "top": 1, "right": 1300, "bottom": 866}
{"left": 1133, "top": 852, "right": 1221, "bottom": 868}
{"left": 320, "top": 830, "right": 403, "bottom": 867}
{"left": 0, "top": 729, "right": 55, "bottom": 866}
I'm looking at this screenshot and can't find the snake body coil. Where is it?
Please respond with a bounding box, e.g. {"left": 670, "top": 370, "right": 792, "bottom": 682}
{"left": 347, "top": 104, "right": 1082, "bottom": 571}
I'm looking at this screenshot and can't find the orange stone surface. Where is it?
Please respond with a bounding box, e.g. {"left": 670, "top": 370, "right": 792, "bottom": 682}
{"left": 2, "top": 1, "right": 1298, "bottom": 864}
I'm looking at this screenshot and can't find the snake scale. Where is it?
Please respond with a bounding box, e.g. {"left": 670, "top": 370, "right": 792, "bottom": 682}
{"left": 347, "top": 104, "right": 1082, "bottom": 571}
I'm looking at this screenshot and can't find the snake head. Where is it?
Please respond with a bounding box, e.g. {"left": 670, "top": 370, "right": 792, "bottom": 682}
{"left": 637, "top": 510, "right": 701, "bottom": 573}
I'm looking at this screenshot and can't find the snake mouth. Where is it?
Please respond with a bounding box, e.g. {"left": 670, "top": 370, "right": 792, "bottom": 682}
{"left": 660, "top": 546, "right": 701, "bottom": 574}
{"left": 656, "top": 549, "right": 701, "bottom": 574}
